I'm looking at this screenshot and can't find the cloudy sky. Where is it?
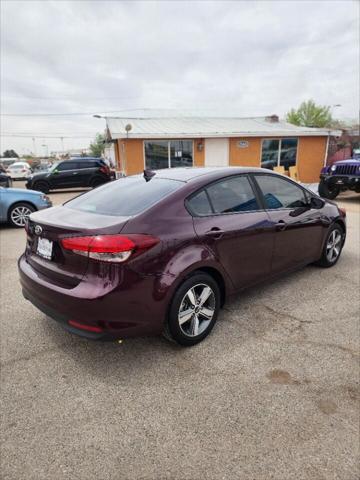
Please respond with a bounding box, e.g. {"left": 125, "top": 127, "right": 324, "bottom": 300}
{"left": 1, "top": 0, "right": 359, "bottom": 156}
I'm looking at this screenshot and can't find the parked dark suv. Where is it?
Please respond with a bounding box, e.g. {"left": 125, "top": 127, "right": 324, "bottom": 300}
{"left": 25, "top": 157, "right": 112, "bottom": 193}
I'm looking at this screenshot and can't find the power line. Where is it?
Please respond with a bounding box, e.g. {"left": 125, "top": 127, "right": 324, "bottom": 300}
{"left": 0, "top": 134, "right": 95, "bottom": 138}
{"left": 0, "top": 108, "right": 151, "bottom": 117}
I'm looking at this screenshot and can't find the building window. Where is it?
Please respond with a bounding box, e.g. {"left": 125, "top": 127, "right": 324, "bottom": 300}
{"left": 144, "top": 141, "right": 169, "bottom": 170}
{"left": 145, "top": 140, "right": 193, "bottom": 170}
{"left": 261, "top": 138, "right": 298, "bottom": 170}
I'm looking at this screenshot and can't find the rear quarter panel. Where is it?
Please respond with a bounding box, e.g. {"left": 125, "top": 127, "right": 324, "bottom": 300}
{"left": 121, "top": 183, "right": 236, "bottom": 301}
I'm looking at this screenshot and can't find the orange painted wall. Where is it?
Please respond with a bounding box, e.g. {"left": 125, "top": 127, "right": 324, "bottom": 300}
{"left": 229, "top": 137, "right": 261, "bottom": 167}
{"left": 297, "top": 136, "right": 327, "bottom": 183}
{"left": 117, "top": 136, "right": 327, "bottom": 183}
{"left": 117, "top": 139, "right": 144, "bottom": 176}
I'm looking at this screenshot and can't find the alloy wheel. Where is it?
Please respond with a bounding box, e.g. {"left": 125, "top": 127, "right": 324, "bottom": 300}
{"left": 326, "top": 230, "right": 342, "bottom": 263}
{"left": 10, "top": 205, "right": 32, "bottom": 227}
{"left": 178, "top": 283, "right": 216, "bottom": 337}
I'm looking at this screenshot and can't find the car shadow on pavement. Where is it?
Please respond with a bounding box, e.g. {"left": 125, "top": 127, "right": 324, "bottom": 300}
{"left": 37, "top": 263, "right": 328, "bottom": 385}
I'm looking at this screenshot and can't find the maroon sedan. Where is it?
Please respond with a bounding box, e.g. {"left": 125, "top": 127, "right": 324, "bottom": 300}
{"left": 19, "top": 167, "right": 346, "bottom": 346}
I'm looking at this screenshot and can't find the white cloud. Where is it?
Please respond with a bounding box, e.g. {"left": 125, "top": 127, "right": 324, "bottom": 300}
{"left": 1, "top": 0, "right": 359, "bottom": 155}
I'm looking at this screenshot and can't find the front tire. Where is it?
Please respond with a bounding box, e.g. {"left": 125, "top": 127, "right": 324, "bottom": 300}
{"left": 9, "top": 202, "right": 35, "bottom": 228}
{"left": 315, "top": 225, "right": 344, "bottom": 268}
{"left": 32, "top": 180, "right": 49, "bottom": 194}
{"left": 164, "top": 272, "right": 221, "bottom": 346}
{"left": 318, "top": 180, "right": 340, "bottom": 200}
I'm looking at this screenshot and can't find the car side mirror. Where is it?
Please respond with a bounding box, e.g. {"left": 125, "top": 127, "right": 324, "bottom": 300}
{"left": 52, "top": 169, "right": 59, "bottom": 175}
{"left": 310, "top": 197, "right": 325, "bottom": 209}
{"left": 289, "top": 205, "right": 309, "bottom": 217}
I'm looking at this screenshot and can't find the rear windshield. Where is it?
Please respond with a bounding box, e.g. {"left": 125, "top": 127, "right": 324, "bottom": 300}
{"left": 65, "top": 176, "right": 182, "bottom": 216}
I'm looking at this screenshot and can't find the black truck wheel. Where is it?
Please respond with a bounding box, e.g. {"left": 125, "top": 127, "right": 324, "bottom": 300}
{"left": 318, "top": 180, "right": 340, "bottom": 200}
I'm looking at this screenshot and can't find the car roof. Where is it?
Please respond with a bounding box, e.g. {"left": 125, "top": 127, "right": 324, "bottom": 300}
{"left": 9, "top": 161, "right": 29, "bottom": 166}
{"left": 151, "top": 166, "right": 268, "bottom": 182}
{"left": 69, "top": 157, "right": 102, "bottom": 161}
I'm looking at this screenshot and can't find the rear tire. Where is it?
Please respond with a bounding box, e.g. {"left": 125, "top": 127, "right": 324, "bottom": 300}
{"left": 8, "top": 202, "right": 35, "bottom": 228}
{"left": 90, "top": 177, "right": 106, "bottom": 189}
{"left": 314, "top": 224, "right": 344, "bottom": 268}
{"left": 164, "top": 272, "right": 220, "bottom": 346}
{"left": 33, "top": 181, "right": 49, "bottom": 194}
{"left": 318, "top": 180, "right": 340, "bottom": 200}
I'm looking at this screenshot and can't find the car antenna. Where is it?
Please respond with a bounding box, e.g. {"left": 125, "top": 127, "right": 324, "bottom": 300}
{"left": 143, "top": 169, "right": 156, "bottom": 182}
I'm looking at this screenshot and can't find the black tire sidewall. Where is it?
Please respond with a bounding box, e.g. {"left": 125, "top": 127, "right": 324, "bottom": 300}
{"left": 33, "top": 181, "right": 49, "bottom": 193}
{"left": 90, "top": 177, "right": 106, "bottom": 188}
{"left": 318, "top": 225, "right": 344, "bottom": 267}
{"left": 318, "top": 181, "right": 340, "bottom": 199}
{"left": 167, "top": 273, "right": 220, "bottom": 346}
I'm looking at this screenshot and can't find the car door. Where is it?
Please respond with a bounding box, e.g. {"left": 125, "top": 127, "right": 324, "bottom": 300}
{"left": 0, "top": 188, "right": 7, "bottom": 222}
{"left": 50, "top": 161, "right": 81, "bottom": 188}
{"left": 76, "top": 160, "right": 98, "bottom": 186}
{"left": 252, "top": 173, "right": 326, "bottom": 274}
{"left": 188, "top": 174, "right": 274, "bottom": 290}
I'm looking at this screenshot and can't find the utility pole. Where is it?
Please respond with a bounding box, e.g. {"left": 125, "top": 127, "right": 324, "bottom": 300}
{"left": 60, "top": 137, "right": 65, "bottom": 155}
{"left": 32, "top": 137, "right": 37, "bottom": 157}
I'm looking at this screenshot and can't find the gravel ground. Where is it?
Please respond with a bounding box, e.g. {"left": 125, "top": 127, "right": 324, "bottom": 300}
{"left": 1, "top": 183, "right": 359, "bottom": 480}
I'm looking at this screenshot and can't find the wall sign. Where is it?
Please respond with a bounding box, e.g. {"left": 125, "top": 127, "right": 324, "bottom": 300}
{"left": 238, "top": 140, "right": 249, "bottom": 148}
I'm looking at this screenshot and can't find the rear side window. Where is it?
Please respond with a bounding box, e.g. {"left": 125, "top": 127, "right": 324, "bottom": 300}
{"left": 206, "top": 176, "right": 259, "bottom": 214}
{"left": 255, "top": 175, "right": 306, "bottom": 209}
{"left": 77, "top": 161, "right": 96, "bottom": 169}
{"left": 187, "top": 190, "right": 213, "bottom": 216}
{"left": 66, "top": 177, "right": 182, "bottom": 216}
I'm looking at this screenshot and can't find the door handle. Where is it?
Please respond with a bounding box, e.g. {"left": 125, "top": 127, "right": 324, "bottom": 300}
{"left": 275, "top": 220, "right": 287, "bottom": 231}
{"left": 205, "top": 227, "right": 224, "bottom": 239}
{"left": 72, "top": 172, "right": 78, "bottom": 175}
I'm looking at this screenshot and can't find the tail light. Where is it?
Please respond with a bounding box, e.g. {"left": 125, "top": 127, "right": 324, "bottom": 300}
{"left": 99, "top": 165, "right": 110, "bottom": 174}
{"left": 339, "top": 207, "right": 346, "bottom": 217}
{"left": 61, "top": 234, "right": 159, "bottom": 263}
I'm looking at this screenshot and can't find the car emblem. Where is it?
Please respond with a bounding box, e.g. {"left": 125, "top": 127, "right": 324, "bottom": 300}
{"left": 34, "top": 225, "right": 43, "bottom": 235}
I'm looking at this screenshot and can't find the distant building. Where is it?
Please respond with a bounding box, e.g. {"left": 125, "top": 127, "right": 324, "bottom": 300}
{"left": 51, "top": 148, "right": 92, "bottom": 159}
{"left": 104, "top": 116, "right": 341, "bottom": 183}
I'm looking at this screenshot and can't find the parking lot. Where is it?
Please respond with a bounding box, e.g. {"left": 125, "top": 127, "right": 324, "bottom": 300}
{"left": 1, "top": 183, "right": 359, "bottom": 480}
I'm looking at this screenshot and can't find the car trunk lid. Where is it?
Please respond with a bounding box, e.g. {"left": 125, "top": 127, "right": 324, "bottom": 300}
{"left": 25, "top": 206, "right": 130, "bottom": 288}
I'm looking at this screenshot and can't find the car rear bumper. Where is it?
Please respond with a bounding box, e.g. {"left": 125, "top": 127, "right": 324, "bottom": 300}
{"left": 18, "top": 254, "right": 167, "bottom": 340}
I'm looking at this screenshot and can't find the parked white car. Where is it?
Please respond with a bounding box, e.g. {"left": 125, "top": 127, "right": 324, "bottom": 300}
{"left": 6, "top": 162, "right": 32, "bottom": 180}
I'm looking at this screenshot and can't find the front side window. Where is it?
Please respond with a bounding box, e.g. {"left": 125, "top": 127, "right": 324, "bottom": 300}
{"left": 56, "top": 162, "right": 78, "bottom": 171}
{"left": 261, "top": 138, "right": 298, "bottom": 170}
{"left": 206, "top": 176, "right": 259, "bottom": 214}
{"left": 255, "top": 175, "right": 306, "bottom": 209}
{"left": 145, "top": 140, "right": 193, "bottom": 170}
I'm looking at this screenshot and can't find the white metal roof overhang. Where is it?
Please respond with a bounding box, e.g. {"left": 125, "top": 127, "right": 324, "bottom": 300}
{"left": 105, "top": 117, "right": 341, "bottom": 140}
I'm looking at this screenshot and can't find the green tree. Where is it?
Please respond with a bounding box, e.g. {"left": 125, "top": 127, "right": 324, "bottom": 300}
{"left": 2, "top": 149, "right": 19, "bottom": 158}
{"left": 89, "top": 133, "right": 105, "bottom": 157}
{"left": 286, "top": 100, "right": 333, "bottom": 128}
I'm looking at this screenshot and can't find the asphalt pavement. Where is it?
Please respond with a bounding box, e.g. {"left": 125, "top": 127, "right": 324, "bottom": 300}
{"left": 1, "top": 183, "right": 359, "bottom": 480}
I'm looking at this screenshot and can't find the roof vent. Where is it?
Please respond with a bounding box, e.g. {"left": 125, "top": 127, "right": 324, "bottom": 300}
{"left": 265, "top": 115, "right": 279, "bottom": 123}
